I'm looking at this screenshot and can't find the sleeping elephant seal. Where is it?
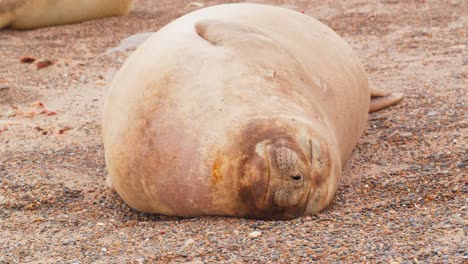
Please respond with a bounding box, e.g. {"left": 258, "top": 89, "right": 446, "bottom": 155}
{"left": 0, "top": 0, "right": 133, "bottom": 29}
{"left": 102, "top": 3, "right": 403, "bottom": 219}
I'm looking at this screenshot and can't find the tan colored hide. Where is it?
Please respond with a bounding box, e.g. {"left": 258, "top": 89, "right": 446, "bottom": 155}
{"left": 0, "top": 0, "right": 133, "bottom": 29}
{"left": 103, "top": 3, "right": 401, "bottom": 219}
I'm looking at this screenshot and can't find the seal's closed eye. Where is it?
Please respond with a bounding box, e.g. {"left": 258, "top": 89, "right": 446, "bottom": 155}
{"left": 291, "top": 175, "right": 302, "bottom": 181}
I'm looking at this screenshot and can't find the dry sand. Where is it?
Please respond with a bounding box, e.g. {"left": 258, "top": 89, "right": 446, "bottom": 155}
{"left": 0, "top": 0, "right": 466, "bottom": 262}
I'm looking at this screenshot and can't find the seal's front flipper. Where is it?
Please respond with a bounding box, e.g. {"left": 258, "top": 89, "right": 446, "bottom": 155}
{"left": 369, "top": 83, "right": 403, "bottom": 113}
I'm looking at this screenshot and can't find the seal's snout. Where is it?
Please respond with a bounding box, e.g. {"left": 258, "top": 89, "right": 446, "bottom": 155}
{"left": 232, "top": 119, "right": 337, "bottom": 219}
{"left": 264, "top": 142, "right": 311, "bottom": 212}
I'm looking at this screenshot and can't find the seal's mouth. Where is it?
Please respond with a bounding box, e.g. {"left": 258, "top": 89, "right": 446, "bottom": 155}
{"left": 302, "top": 178, "right": 313, "bottom": 216}
{"left": 302, "top": 138, "right": 338, "bottom": 215}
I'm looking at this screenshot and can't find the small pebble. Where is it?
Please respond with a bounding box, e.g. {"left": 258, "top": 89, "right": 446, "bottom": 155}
{"left": 400, "top": 132, "right": 413, "bottom": 138}
{"left": 248, "top": 231, "right": 262, "bottom": 239}
{"left": 184, "top": 238, "right": 195, "bottom": 247}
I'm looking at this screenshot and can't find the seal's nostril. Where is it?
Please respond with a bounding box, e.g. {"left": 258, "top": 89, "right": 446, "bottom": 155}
{"left": 291, "top": 175, "right": 302, "bottom": 181}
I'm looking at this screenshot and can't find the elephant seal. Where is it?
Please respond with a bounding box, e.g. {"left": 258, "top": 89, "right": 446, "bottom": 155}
{"left": 102, "top": 3, "right": 402, "bottom": 219}
{"left": 0, "top": 0, "right": 133, "bottom": 29}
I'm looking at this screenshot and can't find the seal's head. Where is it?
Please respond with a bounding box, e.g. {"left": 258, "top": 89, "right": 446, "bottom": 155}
{"left": 222, "top": 118, "right": 340, "bottom": 220}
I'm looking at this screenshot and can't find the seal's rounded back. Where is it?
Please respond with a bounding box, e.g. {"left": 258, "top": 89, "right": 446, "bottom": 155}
{"left": 103, "top": 3, "right": 370, "bottom": 219}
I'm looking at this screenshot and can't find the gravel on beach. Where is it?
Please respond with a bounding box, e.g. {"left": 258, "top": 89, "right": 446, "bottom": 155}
{"left": 0, "top": 0, "right": 466, "bottom": 262}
